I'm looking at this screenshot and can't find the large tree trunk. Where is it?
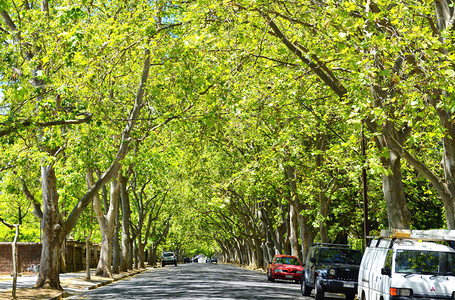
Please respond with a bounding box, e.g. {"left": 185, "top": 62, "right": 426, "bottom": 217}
{"left": 435, "top": 3, "right": 455, "bottom": 228}
{"left": 253, "top": 237, "right": 264, "bottom": 269}
{"left": 441, "top": 136, "right": 455, "bottom": 228}
{"left": 138, "top": 243, "right": 146, "bottom": 268}
{"left": 96, "top": 228, "right": 113, "bottom": 277}
{"left": 297, "top": 212, "right": 314, "bottom": 263}
{"left": 120, "top": 174, "right": 132, "bottom": 271}
{"left": 87, "top": 171, "right": 120, "bottom": 278}
{"left": 97, "top": 179, "right": 120, "bottom": 277}
{"left": 375, "top": 121, "right": 411, "bottom": 229}
{"left": 85, "top": 236, "right": 91, "bottom": 280}
{"left": 381, "top": 151, "right": 410, "bottom": 229}
{"left": 148, "top": 242, "right": 158, "bottom": 267}
{"left": 285, "top": 162, "right": 316, "bottom": 262}
{"left": 35, "top": 165, "right": 63, "bottom": 290}
{"left": 289, "top": 205, "right": 300, "bottom": 258}
{"left": 112, "top": 205, "right": 121, "bottom": 273}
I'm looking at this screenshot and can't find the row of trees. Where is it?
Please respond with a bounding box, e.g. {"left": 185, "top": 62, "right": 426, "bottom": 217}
{"left": 0, "top": 0, "right": 453, "bottom": 291}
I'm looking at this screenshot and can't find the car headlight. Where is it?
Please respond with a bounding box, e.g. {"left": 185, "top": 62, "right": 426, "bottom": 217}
{"left": 390, "top": 288, "right": 412, "bottom": 297}
{"left": 274, "top": 269, "right": 283, "bottom": 273}
{"left": 329, "top": 269, "right": 336, "bottom": 276}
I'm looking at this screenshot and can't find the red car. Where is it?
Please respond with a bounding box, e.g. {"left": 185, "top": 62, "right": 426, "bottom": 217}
{"left": 267, "top": 254, "right": 303, "bottom": 283}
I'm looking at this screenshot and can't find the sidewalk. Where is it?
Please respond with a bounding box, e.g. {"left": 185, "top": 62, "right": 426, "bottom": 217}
{"left": 0, "top": 268, "right": 149, "bottom": 299}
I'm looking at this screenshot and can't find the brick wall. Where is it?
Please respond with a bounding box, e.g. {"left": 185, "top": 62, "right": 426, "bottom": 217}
{"left": 0, "top": 242, "right": 100, "bottom": 274}
{"left": 0, "top": 243, "right": 41, "bottom": 273}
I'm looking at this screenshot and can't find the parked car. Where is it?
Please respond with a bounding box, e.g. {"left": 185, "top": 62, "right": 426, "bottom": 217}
{"left": 267, "top": 254, "right": 303, "bottom": 283}
{"left": 183, "top": 257, "right": 190, "bottom": 263}
{"left": 161, "top": 251, "right": 177, "bottom": 267}
{"left": 358, "top": 230, "right": 455, "bottom": 300}
{"left": 211, "top": 257, "right": 218, "bottom": 263}
{"left": 301, "top": 244, "right": 362, "bottom": 300}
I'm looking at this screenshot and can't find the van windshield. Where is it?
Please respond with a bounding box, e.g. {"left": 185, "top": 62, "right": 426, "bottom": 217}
{"left": 395, "top": 250, "right": 455, "bottom": 275}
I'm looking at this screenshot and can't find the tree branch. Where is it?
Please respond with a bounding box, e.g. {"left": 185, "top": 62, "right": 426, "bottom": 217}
{"left": 20, "top": 178, "right": 43, "bottom": 220}
{"left": 383, "top": 129, "right": 452, "bottom": 202}
{"left": 0, "top": 113, "right": 93, "bottom": 138}
{"left": 0, "top": 217, "right": 14, "bottom": 229}
{"left": 63, "top": 49, "right": 151, "bottom": 236}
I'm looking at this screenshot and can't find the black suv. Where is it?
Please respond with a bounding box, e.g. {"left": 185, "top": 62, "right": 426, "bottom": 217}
{"left": 301, "top": 244, "right": 362, "bottom": 300}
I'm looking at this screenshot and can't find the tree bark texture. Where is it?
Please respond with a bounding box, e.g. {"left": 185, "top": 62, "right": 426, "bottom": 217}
{"left": 35, "top": 165, "right": 63, "bottom": 290}
{"left": 120, "top": 174, "right": 132, "bottom": 271}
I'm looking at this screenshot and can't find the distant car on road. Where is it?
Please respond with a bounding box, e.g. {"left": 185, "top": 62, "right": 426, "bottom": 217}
{"left": 301, "top": 244, "right": 362, "bottom": 300}
{"left": 183, "top": 257, "right": 190, "bottom": 263}
{"left": 206, "top": 257, "right": 218, "bottom": 263}
{"left": 267, "top": 254, "right": 303, "bottom": 283}
{"left": 161, "top": 251, "right": 177, "bottom": 267}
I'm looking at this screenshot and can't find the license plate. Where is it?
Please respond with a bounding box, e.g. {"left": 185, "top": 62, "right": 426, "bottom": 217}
{"left": 285, "top": 275, "right": 293, "bottom": 279}
{"left": 343, "top": 282, "right": 355, "bottom": 288}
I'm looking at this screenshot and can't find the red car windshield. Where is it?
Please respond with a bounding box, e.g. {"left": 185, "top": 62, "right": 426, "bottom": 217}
{"left": 275, "top": 257, "right": 300, "bottom": 266}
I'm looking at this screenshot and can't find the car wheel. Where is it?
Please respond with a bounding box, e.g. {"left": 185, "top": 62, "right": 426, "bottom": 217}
{"left": 345, "top": 293, "right": 355, "bottom": 300}
{"left": 315, "top": 278, "right": 325, "bottom": 300}
{"left": 267, "top": 270, "right": 274, "bottom": 282}
{"left": 301, "top": 279, "right": 312, "bottom": 296}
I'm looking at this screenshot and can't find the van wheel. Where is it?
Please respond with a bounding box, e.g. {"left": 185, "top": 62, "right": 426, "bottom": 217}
{"left": 315, "top": 279, "right": 324, "bottom": 300}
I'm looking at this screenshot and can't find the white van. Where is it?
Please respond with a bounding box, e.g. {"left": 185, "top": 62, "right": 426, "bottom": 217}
{"left": 358, "top": 230, "right": 455, "bottom": 300}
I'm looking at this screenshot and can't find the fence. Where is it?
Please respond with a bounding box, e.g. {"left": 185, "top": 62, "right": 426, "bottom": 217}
{"left": 0, "top": 241, "right": 100, "bottom": 274}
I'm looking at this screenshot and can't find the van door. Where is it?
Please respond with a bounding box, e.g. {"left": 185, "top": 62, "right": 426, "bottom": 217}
{"left": 359, "top": 247, "right": 381, "bottom": 300}
{"left": 358, "top": 247, "right": 372, "bottom": 294}
{"left": 368, "top": 248, "right": 387, "bottom": 300}
{"left": 377, "top": 250, "right": 393, "bottom": 300}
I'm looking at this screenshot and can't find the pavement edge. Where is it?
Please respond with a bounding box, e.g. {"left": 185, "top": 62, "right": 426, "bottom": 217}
{"left": 49, "top": 268, "right": 149, "bottom": 300}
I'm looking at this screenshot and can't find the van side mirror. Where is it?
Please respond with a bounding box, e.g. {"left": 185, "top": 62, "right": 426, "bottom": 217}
{"left": 381, "top": 267, "right": 391, "bottom": 277}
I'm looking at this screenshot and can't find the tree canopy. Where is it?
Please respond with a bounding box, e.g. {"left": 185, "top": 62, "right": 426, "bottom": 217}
{"left": 0, "top": 0, "right": 452, "bottom": 287}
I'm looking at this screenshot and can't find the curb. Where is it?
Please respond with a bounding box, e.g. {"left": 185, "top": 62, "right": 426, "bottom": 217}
{"left": 49, "top": 269, "right": 148, "bottom": 300}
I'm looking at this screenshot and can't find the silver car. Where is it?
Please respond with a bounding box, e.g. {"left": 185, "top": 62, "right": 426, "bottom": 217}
{"left": 161, "top": 251, "right": 177, "bottom": 267}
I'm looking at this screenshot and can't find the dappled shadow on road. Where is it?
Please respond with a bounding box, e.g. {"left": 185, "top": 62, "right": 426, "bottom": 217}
{"left": 70, "top": 263, "right": 300, "bottom": 299}
{"left": 69, "top": 263, "right": 345, "bottom": 300}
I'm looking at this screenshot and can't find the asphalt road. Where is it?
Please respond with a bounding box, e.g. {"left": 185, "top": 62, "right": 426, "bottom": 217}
{"left": 67, "top": 263, "right": 346, "bottom": 300}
